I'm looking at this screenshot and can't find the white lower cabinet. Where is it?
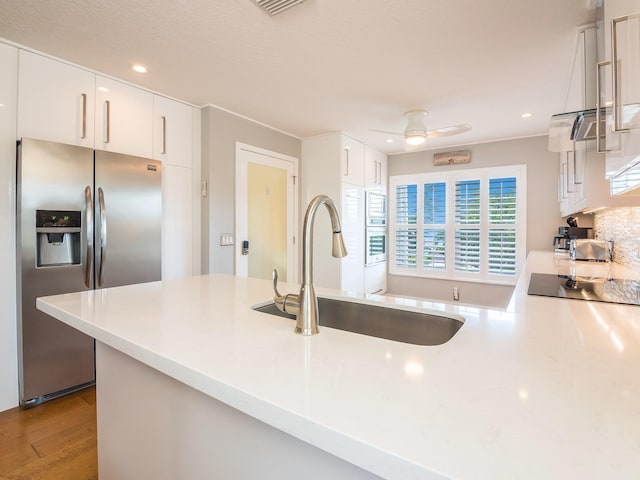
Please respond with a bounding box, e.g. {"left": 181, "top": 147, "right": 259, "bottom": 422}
{"left": 162, "top": 164, "right": 193, "bottom": 280}
{"left": 95, "top": 76, "right": 153, "bottom": 158}
{"left": 364, "top": 263, "right": 386, "bottom": 294}
{"left": 340, "top": 184, "right": 365, "bottom": 292}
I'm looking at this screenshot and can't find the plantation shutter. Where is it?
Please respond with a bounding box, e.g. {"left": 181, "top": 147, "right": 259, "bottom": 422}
{"left": 488, "top": 177, "right": 517, "bottom": 275}
{"left": 423, "top": 182, "right": 446, "bottom": 270}
{"left": 454, "top": 180, "right": 481, "bottom": 272}
{"left": 395, "top": 184, "right": 417, "bottom": 268}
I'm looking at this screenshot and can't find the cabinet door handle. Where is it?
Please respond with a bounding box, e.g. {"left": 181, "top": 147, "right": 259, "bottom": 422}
{"left": 344, "top": 148, "right": 350, "bottom": 176}
{"left": 81, "top": 93, "right": 87, "bottom": 139}
{"left": 566, "top": 152, "right": 576, "bottom": 193}
{"left": 104, "top": 100, "right": 110, "bottom": 143}
{"left": 558, "top": 174, "right": 562, "bottom": 202}
{"left": 611, "top": 15, "right": 635, "bottom": 133}
{"left": 596, "top": 61, "right": 609, "bottom": 153}
{"left": 573, "top": 150, "right": 583, "bottom": 185}
{"left": 161, "top": 116, "right": 167, "bottom": 154}
{"left": 377, "top": 161, "right": 382, "bottom": 184}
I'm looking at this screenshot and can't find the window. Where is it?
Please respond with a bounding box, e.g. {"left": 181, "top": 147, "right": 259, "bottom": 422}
{"left": 389, "top": 165, "right": 526, "bottom": 285}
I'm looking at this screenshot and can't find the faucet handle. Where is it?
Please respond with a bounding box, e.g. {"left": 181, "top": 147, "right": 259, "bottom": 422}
{"left": 272, "top": 269, "right": 286, "bottom": 312}
{"left": 272, "top": 269, "right": 282, "bottom": 295}
{"left": 272, "top": 269, "right": 300, "bottom": 315}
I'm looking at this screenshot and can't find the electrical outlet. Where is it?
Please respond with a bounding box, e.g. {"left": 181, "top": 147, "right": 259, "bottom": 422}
{"left": 453, "top": 286, "right": 460, "bottom": 301}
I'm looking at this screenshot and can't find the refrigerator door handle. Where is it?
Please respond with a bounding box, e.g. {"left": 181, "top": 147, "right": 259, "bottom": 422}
{"left": 97, "top": 187, "right": 107, "bottom": 287}
{"left": 85, "top": 186, "right": 94, "bottom": 288}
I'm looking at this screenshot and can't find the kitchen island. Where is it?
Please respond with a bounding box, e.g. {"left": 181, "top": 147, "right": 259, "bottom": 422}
{"left": 37, "top": 251, "right": 640, "bottom": 479}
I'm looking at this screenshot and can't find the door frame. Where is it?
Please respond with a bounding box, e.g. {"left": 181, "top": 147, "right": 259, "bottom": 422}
{"left": 235, "top": 142, "right": 299, "bottom": 283}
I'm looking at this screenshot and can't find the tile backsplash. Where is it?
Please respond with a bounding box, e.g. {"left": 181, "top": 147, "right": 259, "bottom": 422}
{"left": 594, "top": 207, "right": 640, "bottom": 270}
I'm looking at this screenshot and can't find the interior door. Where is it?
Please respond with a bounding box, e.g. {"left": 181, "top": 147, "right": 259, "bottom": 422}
{"left": 235, "top": 144, "right": 298, "bottom": 282}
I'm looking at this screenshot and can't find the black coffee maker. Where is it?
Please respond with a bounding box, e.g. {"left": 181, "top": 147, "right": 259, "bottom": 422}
{"left": 553, "top": 217, "right": 592, "bottom": 252}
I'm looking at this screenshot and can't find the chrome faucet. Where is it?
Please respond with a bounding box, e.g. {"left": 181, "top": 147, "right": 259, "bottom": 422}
{"left": 273, "top": 194, "right": 347, "bottom": 335}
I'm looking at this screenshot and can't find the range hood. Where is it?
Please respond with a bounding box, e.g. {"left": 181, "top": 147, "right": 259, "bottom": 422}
{"left": 548, "top": 108, "right": 605, "bottom": 152}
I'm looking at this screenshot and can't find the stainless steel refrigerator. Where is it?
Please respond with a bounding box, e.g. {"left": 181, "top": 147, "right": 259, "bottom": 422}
{"left": 16, "top": 137, "right": 161, "bottom": 407}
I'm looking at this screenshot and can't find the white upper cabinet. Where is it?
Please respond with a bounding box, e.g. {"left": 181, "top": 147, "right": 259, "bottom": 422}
{"left": 565, "top": 26, "right": 597, "bottom": 112}
{"left": 18, "top": 50, "right": 95, "bottom": 147}
{"left": 95, "top": 76, "right": 153, "bottom": 158}
{"left": 153, "top": 95, "right": 193, "bottom": 167}
{"left": 341, "top": 134, "right": 364, "bottom": 186}
{"left": 364, "top": 145, "right": 387, "bottom": 189}
{"left": 607, "top": 0, "right": 640, "bottom": 132}
{"left": 557, "top": 142, "right": 638, "bottom": 215}
{"left": 602, "top": 0, "right": 640, "bottom": 192}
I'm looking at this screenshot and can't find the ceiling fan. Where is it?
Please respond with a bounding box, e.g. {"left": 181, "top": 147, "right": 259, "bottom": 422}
{"left": 370, "top": 109, "right": 471, "bottom": 147}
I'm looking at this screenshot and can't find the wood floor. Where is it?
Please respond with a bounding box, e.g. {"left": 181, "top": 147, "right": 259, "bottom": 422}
{"left": 0, "top": 387, "right": 97, "bottom": 480}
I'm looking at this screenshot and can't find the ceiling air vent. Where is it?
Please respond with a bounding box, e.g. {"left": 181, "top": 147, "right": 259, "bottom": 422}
{"left": 255, "top": 0, "right": 305, "bottom": 15}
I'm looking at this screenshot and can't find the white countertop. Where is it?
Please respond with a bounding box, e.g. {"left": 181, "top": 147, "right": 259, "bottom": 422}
{"left": 37, "top": 251, "right": 640, "bottom": 480}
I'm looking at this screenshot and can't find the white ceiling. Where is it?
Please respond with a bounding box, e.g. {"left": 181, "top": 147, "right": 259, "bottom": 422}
{"left": 0, "top": 0, "right": 596, "bottom": 154}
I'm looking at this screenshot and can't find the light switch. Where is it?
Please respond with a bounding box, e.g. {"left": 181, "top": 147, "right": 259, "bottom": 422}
{"left": 220, "top": 233, "right": 234, "bottom": 246}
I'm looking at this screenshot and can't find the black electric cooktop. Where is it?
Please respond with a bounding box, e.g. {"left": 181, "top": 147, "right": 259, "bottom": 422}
{"left": 528, "top": 273, "right": 640, "bottom": 306}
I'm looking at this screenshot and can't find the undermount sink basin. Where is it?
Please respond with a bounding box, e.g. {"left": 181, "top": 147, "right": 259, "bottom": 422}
{"left": 253, "top": 297, "right": 464, "bottom": 346}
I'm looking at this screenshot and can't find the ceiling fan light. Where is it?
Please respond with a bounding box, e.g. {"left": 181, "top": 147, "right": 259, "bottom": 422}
{"left": 405, "top": 134, "right": 426, "bottom": 146}
{"left": 403, "top": 109, "right": 428, "bottom": 146}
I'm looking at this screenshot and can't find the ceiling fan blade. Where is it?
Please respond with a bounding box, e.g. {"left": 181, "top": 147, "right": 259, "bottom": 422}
{"left": 425, "top": 124, "right": 472, "bottom": 138}
{"left": 369, "top": 129, "right": 404, "bottom": 136}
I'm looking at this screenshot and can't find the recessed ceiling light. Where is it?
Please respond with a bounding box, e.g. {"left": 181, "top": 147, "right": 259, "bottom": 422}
{"left": 132, "top": 64, "right": 147, "bottom": 73}
{"left": 386, "top": 139, "right": 394, "bottom": 143}
{"left": 521, "top": 112, "right": 533, "bottom": 119}
{"left": 0, "top": 103, "right": 5, "bottom": 108}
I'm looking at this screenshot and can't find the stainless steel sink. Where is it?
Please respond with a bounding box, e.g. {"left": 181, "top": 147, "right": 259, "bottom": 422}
{"left": 253, "top": 297, "right": 464, "bottom": 346}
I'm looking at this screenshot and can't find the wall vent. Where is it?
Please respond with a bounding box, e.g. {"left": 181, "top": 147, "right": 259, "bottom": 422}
{"left": 255, "top": 0, "right": 305, "bottom": 15}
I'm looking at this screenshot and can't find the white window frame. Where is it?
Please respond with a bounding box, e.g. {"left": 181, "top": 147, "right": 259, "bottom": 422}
{"left": 389, "top": 165, "right": 527, "bottom": 286}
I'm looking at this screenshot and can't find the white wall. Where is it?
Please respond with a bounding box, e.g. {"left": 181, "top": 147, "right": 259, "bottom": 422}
{"left": 0, "top": 43, "right": 18, "bottom": 411}
{"left": 201, "top": 106, "right": 301, "bottom": 275}
{"left": 386, "top": 136, "right": 562, "bottom": 308}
